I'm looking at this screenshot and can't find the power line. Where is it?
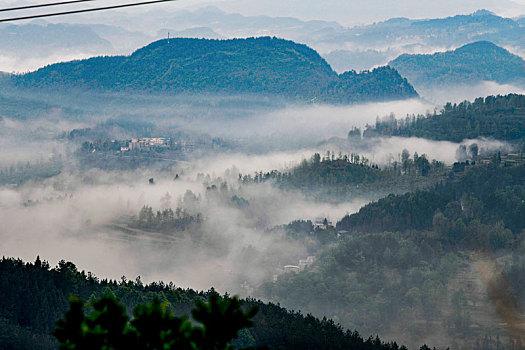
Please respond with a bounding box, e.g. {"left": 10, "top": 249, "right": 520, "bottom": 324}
{"left": 0, "top": 0, "right": 99, "bottom": 13}
{"left": 0, "top": 0, "right": 177, "bottom": 22}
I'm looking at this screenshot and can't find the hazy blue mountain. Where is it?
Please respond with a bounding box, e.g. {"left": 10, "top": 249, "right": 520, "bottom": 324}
{"left": 0, "top": 21, "right": 152, "bottom": 73}
{"left": 83, "top": 24, "right": 153, "bottom": 52}
{"left": 2, "top": 8, "right": 523, "bottom": 74}
{"left": 324, "top": 49, "right": 392, "bottom": 72}
{"left": 0, "top": 22, "right": 112, "bottom": 56}
{"left": 389, "top": 41, "right": 525, "bottom": 89}
{"left": 14, "top": 37, "right": 417, "bottom": 103}
{"left": 158, "top": 27, "right": 224, "bottom": 40}
{"left": 148, "top": 8, "right": 525, "bottom": 73}
{"left": 324, "top": 10, "right": 523, "bottom": 48}
{"left": 127, "top": 6, "right": 344, "bottom": 41}
{"left": 321, "top": 10, "right": 525, "bottom": 72}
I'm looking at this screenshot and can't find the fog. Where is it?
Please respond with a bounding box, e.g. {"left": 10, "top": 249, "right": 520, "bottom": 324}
{"left": 0, "top": 83, "right": 522, "bottom": 349}
{"left": 0, "top": 164, "right": 368, "bottom": 292}
{"left": 0, "top": 2, "right": 524, "bottom": 348}
{"left": 0, "top": 93, "right": 512, "bottom": 294}
{"left": 185, "top": 99, "right": 435, "bottom": 151}
{"left": 0, "top": 95, "right": 458, "bottom": 293}
{"left": 419, "top": 81, "right": 525, "bottom": 105}
{"left": 0, "top": 52, "right": 111, "bottom": 74}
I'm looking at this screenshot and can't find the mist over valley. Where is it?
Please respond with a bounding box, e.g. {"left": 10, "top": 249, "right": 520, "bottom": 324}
{"left": 1, "top": 2, "right": 525, "bottom": 349}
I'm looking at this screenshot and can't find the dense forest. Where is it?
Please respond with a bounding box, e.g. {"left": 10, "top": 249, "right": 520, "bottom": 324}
{"left": 0, "top": 257, "right": 417, "bottom": 350}
{"left": 261, "top": 161, "right": 525, "bottom": 348}
{"left": 261, "top": 230, "right": 461, "bottom": 338}
{"left": 337, "top": 161, "right": 525, "bottom": 240}
{"left": 241, "top": 152, "right": 445, "bottom": 201}
{"left": 389, "top": 41, "right": 525, "bottom": 88}
{"left": 13, "top": 37, "right": 418, "bottom": 103}
{"left": 365, "top": 94, "right": 525, "bottom": 142}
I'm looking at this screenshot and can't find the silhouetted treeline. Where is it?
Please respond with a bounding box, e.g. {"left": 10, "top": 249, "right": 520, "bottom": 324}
{"left": 0, "top": 158, "right": 62, "bottom": 185}
{"left": 133, "top": 205, "right": 202, "bottom": 232}
{"left": 242, "top": 152, "right": 443, "bottom": 189}
{"left": 0, "top": 257, "right": 414, "bottom": 350}
{"left": 365, "top": 94, "right": 525, "bottom": 142}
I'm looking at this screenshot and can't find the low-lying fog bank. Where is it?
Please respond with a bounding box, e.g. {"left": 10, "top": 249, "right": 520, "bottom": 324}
{"left": 0, "top": 166, "right": 367, "bottom": 292}
{"left": 0, "top": 92, "right": 515, "bottom": 294}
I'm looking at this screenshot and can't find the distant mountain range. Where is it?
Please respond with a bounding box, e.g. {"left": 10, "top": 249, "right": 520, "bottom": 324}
{"left": 13, "top": 37, "right": 417, "bottom": 103}
{"left": 322, "top": 9, "right": 525, "bottom": 71}
{"left": 389, "top": 41, "right": 525, "bottom": 89}
{"left": 0, "top": 22, "right": 113, "bottom": 58}
{"left": 145, "top": 8, "right": 525, "bottom": 72}
{"left": 1, "top": 8, "right": 524, "bottom": 74}
{"left": 2, "top": 7, "right": 524, "bottom": 74}
{"left": 99, "top": 7, "right": 525, "bottom": 72}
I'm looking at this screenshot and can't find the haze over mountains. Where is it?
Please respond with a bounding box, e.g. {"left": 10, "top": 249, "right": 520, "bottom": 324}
{"left": 1, "top": 7, "right": 524, "bottom": 75}
{"left": 2, "top": 1, "right": 525, "bottom": 349}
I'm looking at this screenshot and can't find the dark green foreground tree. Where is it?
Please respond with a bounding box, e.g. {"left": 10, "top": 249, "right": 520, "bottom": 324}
{"left": 53, "top": 294, "right": 257, "bottom": 350}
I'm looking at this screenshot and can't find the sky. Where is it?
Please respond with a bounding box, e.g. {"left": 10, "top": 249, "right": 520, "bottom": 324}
{"left": 211, "top": 0, "right": 525, "bottom": 25}
{"left": 3, "top": 0, "right": 525, "bottom": 26}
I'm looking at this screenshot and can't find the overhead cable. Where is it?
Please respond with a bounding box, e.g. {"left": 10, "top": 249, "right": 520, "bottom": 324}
{"left": 0, "top": 0, "right": 99, "bottom": 13}
{"left": 0, "top": 0, "right": 176, "bottom": 22}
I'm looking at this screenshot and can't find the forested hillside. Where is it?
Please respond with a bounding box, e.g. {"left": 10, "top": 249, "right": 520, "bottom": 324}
{"left": 0, "top": 257, "right": 411, "bottom": 350}
{"left": 389, "top": 41, "right": 525, "bottom": 88}
{"left": 13, "top": 37, "right": 418, "bottom": 103}
{"left": 337, "top": 162, "right": 525, "bottom": 242}
{"left": 365, "top": 94, "right": 525, "bottom": 142}
{"left": 242, "top": 151, "right": 445, "bottom": 201}
{"left": 263, "top": 161, "right": 525, "bottom": 348}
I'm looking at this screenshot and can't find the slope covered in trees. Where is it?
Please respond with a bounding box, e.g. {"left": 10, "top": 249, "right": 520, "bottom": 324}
{"left": 241, "top": 152, "right": 445, "bottom": 202}
{"left": 337, "top": 162, "right": 525, "bottom": 240}
{"left": 365, "top": 94, "right": 525, "bottom": 142}
{"left": 389, "top": 41, "right": 525, "bottom": 89}
{"left": 263, "top": 161, "right": 525, "bottom": 348}
{"left": 0, "top": 257, "right": 411, "bottom": 350}
{"left": 261, "top": 230, "right": 461, "bottom": 340}
{"left": 13, "top": 37, "right": 418, "bottom": 103}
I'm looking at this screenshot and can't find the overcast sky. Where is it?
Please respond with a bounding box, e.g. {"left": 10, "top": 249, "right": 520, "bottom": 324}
{"left": 3, "top": 0, "right": 525, "bottom": 26}
{"left": 211, "top": 0, "right": 525, "bottom": 25}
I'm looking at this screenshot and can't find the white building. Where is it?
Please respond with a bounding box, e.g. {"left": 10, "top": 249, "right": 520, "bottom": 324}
{"left": 313, "top": 217, "right": 332, "bottom": 230}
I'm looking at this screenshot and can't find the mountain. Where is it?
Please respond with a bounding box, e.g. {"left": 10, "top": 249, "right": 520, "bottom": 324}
{"left": 116, "top": 6, "right": 344, "bottom": 45}
{"left": 388, "top": 41, "right": 525, "bottom": 89}
{"left": 90, "top": 7, "right": 525, "bottom": 72}
{"left": 158, "top": 27, "right": 224, "bottom": 39}
{"left": 2, "top": 8, "right": 524, "bottom": 74}
{"left": 0, "top": 22, "right": 112, "bottom": 56}
{"left": 319, "top": 10, "right": 525, "bottom": 72}
{"left": 0, "top": 21, "right": 151, "bottom": 73}
{"left": 14, "top": 37, "right": 418, "bottom": 103}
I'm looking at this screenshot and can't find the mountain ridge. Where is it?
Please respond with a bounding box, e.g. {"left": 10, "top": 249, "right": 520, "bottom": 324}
{"left": 14, "top": 37, "right": 418, "bottom": 103}
{"left": 388, "top": 41, "right": 525, "bottom": 89}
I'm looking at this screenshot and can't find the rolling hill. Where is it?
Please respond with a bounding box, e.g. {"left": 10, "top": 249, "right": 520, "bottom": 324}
{"left": 13, "top": 37, "right": 417, "bottom": 103}
{"left": 389, "top": 41, "right": 525, "bottom": 89}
